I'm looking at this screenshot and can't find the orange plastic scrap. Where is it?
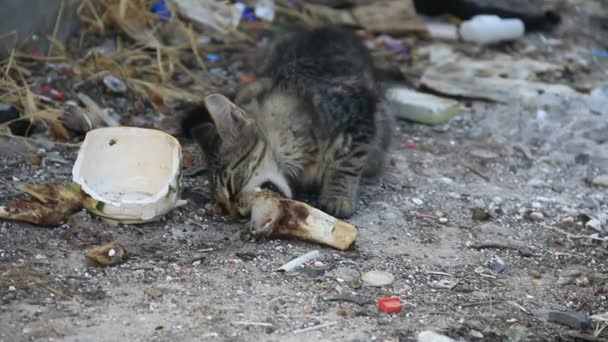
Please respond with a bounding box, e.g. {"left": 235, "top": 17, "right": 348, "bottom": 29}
{"left": 377, "top": 297, "right": 403, "bottom": 314}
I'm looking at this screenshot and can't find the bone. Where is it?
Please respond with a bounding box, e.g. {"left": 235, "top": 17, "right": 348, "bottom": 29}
{"left": 249, "top": 190, "right": 359, "bottom": 251}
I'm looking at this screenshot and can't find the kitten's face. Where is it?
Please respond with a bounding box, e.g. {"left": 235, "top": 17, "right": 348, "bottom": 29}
{"left": 202, "top": 94, "right": 292, "bottom": 219}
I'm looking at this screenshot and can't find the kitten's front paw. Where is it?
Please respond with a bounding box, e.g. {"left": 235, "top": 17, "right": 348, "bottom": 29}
{"left": 319, "top": 195, "right": 356, "bottom": 219}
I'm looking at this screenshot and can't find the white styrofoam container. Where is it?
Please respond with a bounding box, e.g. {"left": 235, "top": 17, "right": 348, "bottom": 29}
{"left": 72, "top": 127, "right": 183, "bottom": 223}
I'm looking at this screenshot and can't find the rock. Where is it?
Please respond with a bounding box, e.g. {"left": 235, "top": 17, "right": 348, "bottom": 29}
{"left": 469, "top": 330, "right": 484, "bottom": 339}
{"left": 470, "top": 148, "right": 499, "bottom": 160}
{"left": 144, "top": 288, "right": 163, "bottom": 300}
{"left": 589, "top": 175, "right": 608, "bottom": 187}
{"left": 526, "top": 211, "right": 544, "bottom": 222}
{"left": 585, "top": 219, "right": 603, "bottom": 232}
{"left": 547, "top": 311, "right": 592, "bottom": 330}
{"left": 477, "top": 222, "right": 513, "bottom": 237}
{"left": 489, "top": 256, "right": 506, "bottom": 274}
{"left": 472, "top": 207, "right": 492, "bottom": 221}
{"left": 362, "top": 270, "right": 395, "bottom": 287}
{"left": 417, "top": 331, "right": 455, "bottom": 342}
{"left": 333, "top": 266, "right": 361, "bottom": 283}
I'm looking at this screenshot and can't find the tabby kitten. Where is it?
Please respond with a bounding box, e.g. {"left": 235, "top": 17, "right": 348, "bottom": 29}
{"left": 192, "top": 25, "right": 393, "bottom": 219}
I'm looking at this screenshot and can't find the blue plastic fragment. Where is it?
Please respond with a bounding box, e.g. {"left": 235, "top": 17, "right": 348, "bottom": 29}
{"left": 592, "top": 50, "right": 608, "bottom": 59}
{"left": 151, "top": 0, "right": 172, "bottom": 22}
{"left": 242, "top": 6, "right": 256, "bottom": 22}
{"left": 206, "top": 54, "right": 220, "bottom": 62}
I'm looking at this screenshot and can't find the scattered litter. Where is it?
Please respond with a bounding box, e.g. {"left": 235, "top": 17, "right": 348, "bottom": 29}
{"left": 85, "top": 241, "right": 127, "bottom": 267}
{"left": 103, "top": 75, "right": 128, "bottom": 94}
{"left": 249, "top": 190, "right": 359, "bottom": 251}
{"left": 293, "top": 321, "right": 337, "bottom": 334}
{"left": 460, "top": 15, "right": 525, "bottom": 44}
{"left": 172, "top": 0, "right": 243, "bottom": 34}
{"left": 425, "top": 21, "right": 459, "bottom": 41}
{"left": 151, "top": 0, "right": 172, "bottom": 22}
{"left": 362, "top": 270, "right": 395, "bottom": 287}
{"left": 232, "top": 321, "right": 275, "bottom": 328}
{"left": 254, "top": 0, "right": 275, "bottom": 22}
{"left": 385, "top": 86, "right": 460, "bottom": 125}
{"left": 324, "top": 293, "right": 369, "bottom": 306}
{"left": 547, "top": 311, "right": 592, "bottom": 330}
{"left": 592, "top": 50, "right": 608, "bottom": 59}
{"left": 421, "top": 52, "right": 581, "bottom": 103}
{"left": 72, "top": 127, "right": 185, "bottom": 224}
{"left": 432, "top": 279, "right": 459, "bottom": 290}
{"left": 50, "top": 123, "right": 71, "bottom": 141}
{"left": 77, "top": 93, "right": 120, "bottom": 127}
{"left": 489, "top": 256, "right": 506, "bottom": 274}
{"left": 206, "top": 53, "right": 220, "bottom": 62}
{"left": 277, "top": 250, "right": 320, "bottom": 272}
{"left": 377, "top": 297, "right": 402, "bottom": 314}
{"left": 585, "top": 218, "right": 603, "bottom": 232}
{"left": 0, "top": 183, "right": 92, "bottom": 225}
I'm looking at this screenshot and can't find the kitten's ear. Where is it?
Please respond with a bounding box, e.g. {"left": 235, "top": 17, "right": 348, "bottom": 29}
{"left": 204, "top": 93, "right": 247, "bottom": 141}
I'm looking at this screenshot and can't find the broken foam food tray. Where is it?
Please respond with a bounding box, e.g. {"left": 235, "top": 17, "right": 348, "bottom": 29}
{"left": 72, "top": 127, "right": 183, "bottom": 223}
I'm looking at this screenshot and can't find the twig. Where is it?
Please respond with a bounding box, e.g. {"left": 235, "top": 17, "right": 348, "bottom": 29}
{"left": 48, "top": 0, "right": 66, "bottom": 57}
{"left": 469, "top": 242, "right": 535, "bottom": 257}
{"left": 427, "top": 271, "right": 453, "bottom": 277}
{"left": 293, "top": 322, "right": 337, "bottom": 334}
{"left": 461, "top": 300, "right": 502, "bottom": 308}
{"left": 464, "top": 164, "right": 490, "bottom": 181}
{"left": 542, "top": 223, "right": 595, "bottom": 240}
{"left": 232, "top": 321, "right": 274, "bottom": 328}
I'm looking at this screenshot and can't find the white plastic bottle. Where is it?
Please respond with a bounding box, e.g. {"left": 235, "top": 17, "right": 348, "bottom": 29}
{"left": 459, "top": 15, "right": 525, "bottom": 44}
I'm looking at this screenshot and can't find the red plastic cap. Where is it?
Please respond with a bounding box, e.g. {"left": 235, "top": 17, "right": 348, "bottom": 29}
{"left": 377, "top": 297, "right": 403, "bottom": 314}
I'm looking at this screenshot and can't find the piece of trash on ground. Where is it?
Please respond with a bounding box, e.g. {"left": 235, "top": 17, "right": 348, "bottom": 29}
{"left": 420, "top": 50, "right": 582, "bottom": 104}
{"left": 85, "top": 241, "right": 127, "bottom": 267}
{"left": 377, "top": 297, "right": 403, "bottom": 314}
{"left": 460, "top": 15, "right": 524, "bottom": 44}
{"left": 249, "top": 190, "right": 359, "bottom": 251}
{"left": 385, "top": 86, "right": 460, "bottom": 124}
{"left": 277, "top": 250, "right": 320, "bottom": 272}
{"left": 0, "top": 183, "right": 93, "bottom": 226}
{"left": 72, "top": 127, "right": 185, "bottom": 224}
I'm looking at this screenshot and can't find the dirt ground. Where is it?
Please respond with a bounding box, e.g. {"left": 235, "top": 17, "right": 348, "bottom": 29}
{"left": 1, "top": 1, "right": 608, "bottom": 342}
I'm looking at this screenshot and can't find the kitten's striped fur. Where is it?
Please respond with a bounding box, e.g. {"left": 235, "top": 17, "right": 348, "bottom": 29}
{"left": 193, "top": 26, "right": 393, "bottom": 219}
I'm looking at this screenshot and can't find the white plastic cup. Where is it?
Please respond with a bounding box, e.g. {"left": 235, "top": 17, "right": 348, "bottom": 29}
{"left": 459, "top": 15, "right": 525, "bottom": 44}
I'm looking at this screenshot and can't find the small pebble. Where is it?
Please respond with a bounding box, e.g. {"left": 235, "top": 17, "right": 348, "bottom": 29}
{"left": 412, "top": 198, "right": 423, "bottom": 206}
{"left": 469, "top": 148, "right": 498, "bottom": 160}
{"left": 8, "top": 286, "right": 16, "bottom": 292}
{"left": 469, "top": 330, "right": 484, "bottom": 339}
{"left": 591, "top": 174, "right": 608, "bottom": 187}
{"left": 489, "top": 256, "right": 506, "bottom": 273}
{"left": 362, "top": 270, "right": 394, "bottom": 287}
{"left": 527, "top": 211, "right": 544, "bottom": 222}
{"left": 333, "top": 267, "right": 361, "bottom": 283}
